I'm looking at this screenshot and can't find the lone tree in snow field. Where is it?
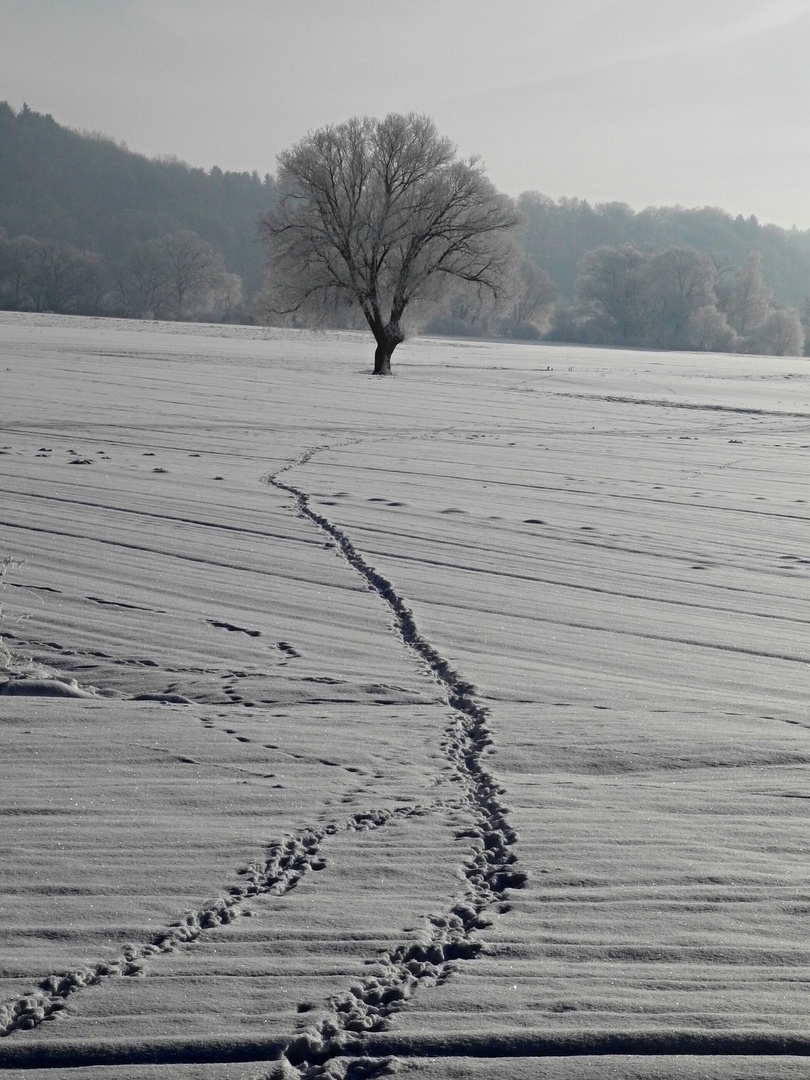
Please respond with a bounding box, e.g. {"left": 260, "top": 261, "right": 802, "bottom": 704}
{"left": 260, "top": 114, "right": 520, "bottom": 374}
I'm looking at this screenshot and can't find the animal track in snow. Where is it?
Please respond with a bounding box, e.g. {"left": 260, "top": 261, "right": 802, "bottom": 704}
{"left": 276, "top": 640, "right": 300, "bottom": 658}
{"left": 0, "top": 806, "right": 433, "bottom": 1040}
{"left": 208, "top": 619, "right": 262, "bottom": 638}
{"left": 260, "top": 446, "right": 526, "bottom": 1078}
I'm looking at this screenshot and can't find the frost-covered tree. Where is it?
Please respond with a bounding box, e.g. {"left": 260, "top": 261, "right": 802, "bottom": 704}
{"left": 112, "top": 230, "right": 234, "bottom": 320}
{"left": 686, "top": 305, "right": 739, "bottom": 352}
{"left": 722, "top": 252, "right": 773, "bottom": 337}
{"left": 751, "top": 308, "right": 805, "bottom": 356}
{"left": 497, "top": 258, "right": 556, "bottom": 338}
{"left": 645, "top": 247, "right": 717, "bottom": 349}
{"left": 574, "top": 245, "right": 649, "bottom": 344}
{"left": 260, "top": 113, "right": 520, "bottom": 373}
{"left": 156, "top": 230, "right": 229, "bottom": 320}
{"left": 111, "top": 240, "right": 174, "bottom": 318}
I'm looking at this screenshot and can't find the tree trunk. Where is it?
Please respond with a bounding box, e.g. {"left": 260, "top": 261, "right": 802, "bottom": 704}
{"left": 370, "top": 318, "right": 403, "bottom": 375}
{"left": 373, "top": 340, "right": 393, "bottom": 375}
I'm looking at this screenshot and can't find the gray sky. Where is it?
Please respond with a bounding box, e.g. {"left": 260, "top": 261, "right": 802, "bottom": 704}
{"left": 3, "top": 0, "right": 810, "bottom": 227}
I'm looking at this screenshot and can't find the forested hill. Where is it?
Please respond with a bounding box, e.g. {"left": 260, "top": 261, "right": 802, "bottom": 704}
{"left": 518, "top": 191, "right": 810, "bottom": 309}
{"left": 0, "top": 102, "right": 275, "bottom": 311}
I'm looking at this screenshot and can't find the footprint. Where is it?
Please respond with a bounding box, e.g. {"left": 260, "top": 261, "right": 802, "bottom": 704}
{"left": 208, "top": 620, "right": 261, "bottom": 638}
{"left": 277, "top": 641, "right": 300, "bottom": 658}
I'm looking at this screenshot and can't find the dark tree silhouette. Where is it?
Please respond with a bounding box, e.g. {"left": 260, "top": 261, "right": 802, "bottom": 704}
{"left": 260, "top": 113, "right": 520, "bottom": 373}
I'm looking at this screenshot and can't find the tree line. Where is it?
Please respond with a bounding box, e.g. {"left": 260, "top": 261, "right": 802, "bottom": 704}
{"left": 1, "top": 102, "right": 808, "bottom": 355}
{"left": 548, "top": 246, "right": 803, "bottom": 355}
{"left": 421, "top": 205, "right": 808, "bottom": 354}
{"left": 0, "top": 226, "right": 242, "bottom": 320}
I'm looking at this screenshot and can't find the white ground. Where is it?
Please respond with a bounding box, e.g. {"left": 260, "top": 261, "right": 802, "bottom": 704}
{"left": 0, "top": 312, "right": 809, "bottom": 1079}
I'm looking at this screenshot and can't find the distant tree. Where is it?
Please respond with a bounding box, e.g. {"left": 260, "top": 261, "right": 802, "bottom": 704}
{"left": 111, "top": 240, "right": 173, "bottom": 318}
{"left": 686, "top": 305, "right": 739, "bottom": 352}
{"left": 497, "top": 258, "right": 556, "bottom": 338}
{"left": 645, "top": 247, "right": 717, "bottom": 349}
{"left": 156, "top": 230, "right": 229, "bottom": 319}
{"left": 110, "top": 230, "right": 236, "bottom": 321}
{"left": 207, "top": 271, "right": 244, "bottom": 322}
{"left": 419, "top": 277, "right": 497, "bottom": 338}
{"left": 0, "top": 235, "right": 40, "bottom": 309}
{"left": 27, "top": 241, "right": 104, "bottom": 314}
{"left": 721, "top": 252, "right": 773, "bottom": 337}
{"left": 260, "top": 113, "right": 520, "bottom": 373}
{"left": 799, "top": 296, "right": 810, "bottom": 356}
{"left": 0, "top": 227, "right": 10, "bottom": 303}
{"left": 574, "top": 245, "right": 649, "bottom": 345}
{"left": 751, "top": 308, "right": 805, "bottom": 356}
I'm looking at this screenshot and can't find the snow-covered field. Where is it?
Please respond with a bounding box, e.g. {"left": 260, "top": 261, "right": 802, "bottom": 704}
{"left": 1, "top": 312, "right": 809, "bottom": 1079}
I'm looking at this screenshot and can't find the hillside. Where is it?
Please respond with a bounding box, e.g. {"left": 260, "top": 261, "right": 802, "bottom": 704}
{"left": 0, "top": 102, "right": 275, "bottom": 312}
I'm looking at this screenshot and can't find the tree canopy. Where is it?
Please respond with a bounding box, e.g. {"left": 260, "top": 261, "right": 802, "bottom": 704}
{"left": 259, "top": 113, "right": 520, "bottom": 373}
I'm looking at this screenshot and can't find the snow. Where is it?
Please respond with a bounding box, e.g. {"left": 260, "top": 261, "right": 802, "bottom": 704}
{"left": 1, "top": 312, "right": 809, "bottom": 1078}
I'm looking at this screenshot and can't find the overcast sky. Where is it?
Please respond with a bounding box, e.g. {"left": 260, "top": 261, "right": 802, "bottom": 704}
{"left": 3, "top": 0, "right": 810, "bottom": 228}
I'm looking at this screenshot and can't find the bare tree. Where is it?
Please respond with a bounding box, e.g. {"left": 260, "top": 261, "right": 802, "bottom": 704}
{"left": 799, "top": 296, "right": 810, "bottom": 356}
{"left": 0, "top": 235, "right": 41, "bottom": 309}
{"left": 207, "top": 271, "right": 243, "bottom": 322}
{"left": 113, "top": 240, "right": 174, "bottom": 318}
{"left": 27, "top": 242, "right": 104, "bottom": 314}
{"left": 156, "top": 230, "right": 229, "bottom": 319}
{"left": 645, "top": 247, "right": 717, "bottom": 349}
{"left": 260, "top": 113, "right": 520, "bottom": 374}
{"left": 723, "top": 252, "right": 773, "bottom": 337}
{"left": 574, "top": 245, "right": 649, "bottom": 345}
{"left": 0, "top": 227, "right": 8, "bottom": 290}
{"left": 420, "top": 276, "right": 500, "bottom": 338}
{"left": 112, "top": 231, "right": 234, "bottom": 321}
{"left": 498, "top": 258, "right": 556, "bottom": 338}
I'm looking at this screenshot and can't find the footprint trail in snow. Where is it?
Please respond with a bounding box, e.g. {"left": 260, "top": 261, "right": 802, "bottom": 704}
{"left": 259, "top": 446, "right": 526, "bottom": 1079}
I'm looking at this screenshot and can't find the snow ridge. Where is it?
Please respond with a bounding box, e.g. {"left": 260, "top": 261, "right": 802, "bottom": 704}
{"left": 261, "top": 449, "right": 527, "bottom": 1079}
